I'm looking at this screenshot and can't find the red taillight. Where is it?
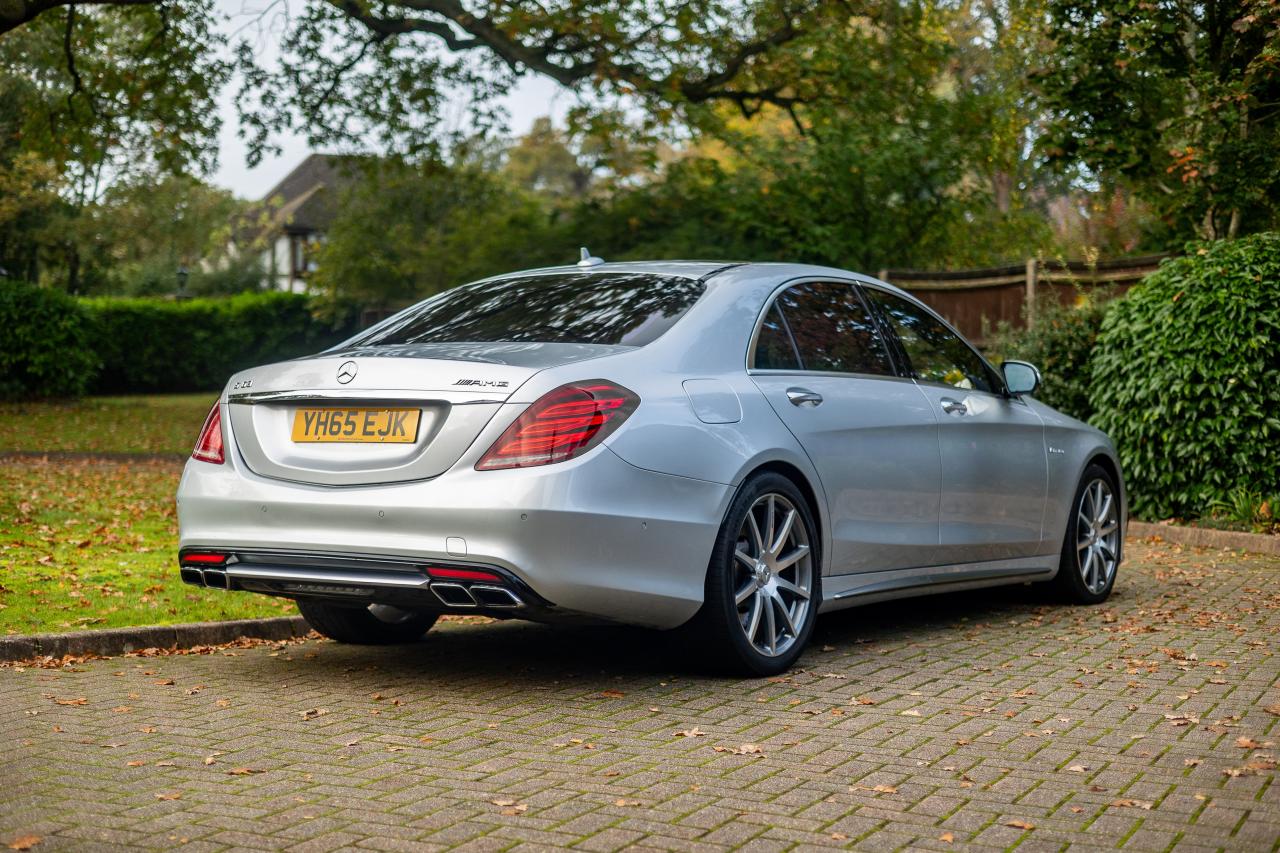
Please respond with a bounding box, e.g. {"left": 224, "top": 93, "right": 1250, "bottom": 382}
{"left": 426, "top": 567, "right": 501, "bottom": 582}
{"left": 181, "top": 552, "right": 227, "bottom": 565}
{"left": 192, "top": 402, "right": 225, "bottom": 464}
{"left": 475, "top": 380, "right": 639, "bottom": 471}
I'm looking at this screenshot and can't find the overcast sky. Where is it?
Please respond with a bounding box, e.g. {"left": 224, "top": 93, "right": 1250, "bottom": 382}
{"left": 210, "top": 1, "right": 568, "bottom": 199}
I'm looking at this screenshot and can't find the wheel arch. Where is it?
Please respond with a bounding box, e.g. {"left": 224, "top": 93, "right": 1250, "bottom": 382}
{"left": 740, "top": 459, "right": 826, "bottom": 573}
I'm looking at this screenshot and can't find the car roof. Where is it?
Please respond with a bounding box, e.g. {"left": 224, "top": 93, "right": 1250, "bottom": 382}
{"left": 487, "top": 260, "right": 914, "bottom": 297}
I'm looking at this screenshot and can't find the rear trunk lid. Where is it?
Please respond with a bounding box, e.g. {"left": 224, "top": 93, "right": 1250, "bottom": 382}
{"left": 225, "top": 343, "right": 628, "bottom": 486}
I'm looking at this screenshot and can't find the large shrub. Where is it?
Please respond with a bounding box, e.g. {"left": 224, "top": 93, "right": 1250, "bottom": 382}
{"left": 1090, "top": 235, "right": 1280, "bottom": 520}
{"left": 84, "top": 292, "right": 356, "bottom": 394}
{"left": 0, "top": 280, "right": 100, "bottom": 400}
{"left": 984, "top": 287, "right": 1115, "bottom": 422}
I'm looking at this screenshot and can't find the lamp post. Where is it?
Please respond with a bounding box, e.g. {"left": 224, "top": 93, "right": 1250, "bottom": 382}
{"left": 176, "top": 265, "right": 189, "bottom": 300}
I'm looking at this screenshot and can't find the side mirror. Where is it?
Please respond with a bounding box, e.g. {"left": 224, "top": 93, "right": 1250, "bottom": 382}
{"left": 1002, "top": 360, "right": 1041, "bottom": 396}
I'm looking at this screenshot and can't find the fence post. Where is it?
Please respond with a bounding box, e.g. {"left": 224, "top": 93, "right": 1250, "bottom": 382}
{"left": 1024, "top": 258, "right": 1038, "bottom": 329}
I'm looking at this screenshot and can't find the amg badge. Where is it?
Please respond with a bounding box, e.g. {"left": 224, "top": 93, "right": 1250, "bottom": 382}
{"left": 453, "top": 379, "right": 510, "bottom": 388}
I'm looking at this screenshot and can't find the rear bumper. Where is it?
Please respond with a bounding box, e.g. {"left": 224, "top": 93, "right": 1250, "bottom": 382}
{"left": 178, "top": 548, "right": 558, "bottom": 619}
{"left": 176, "top": 446, "right": 732, "bottom": 629}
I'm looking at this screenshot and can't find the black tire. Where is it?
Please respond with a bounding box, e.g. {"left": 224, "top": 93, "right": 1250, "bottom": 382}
{"left": 690, "top": 472, "right": 821, "bottom": 677}
{"left": 296, "top": 600, "right": 437, "bottom": 644}
{"left": 1052, "top": 463, "right": 1122, "bottom": 604}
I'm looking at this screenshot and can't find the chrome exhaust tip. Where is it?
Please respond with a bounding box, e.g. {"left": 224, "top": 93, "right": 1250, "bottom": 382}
{"left": 180, "top": 567, "right": 205, "bottom": 586}
{"left": 201, "top": 569, "right": 230, "bottom": 590}
{"left": 470, "top": 585, "right": 523, "bottom": 608}
{"left": 431, "top": 582, "right": 477, "bottom": 607}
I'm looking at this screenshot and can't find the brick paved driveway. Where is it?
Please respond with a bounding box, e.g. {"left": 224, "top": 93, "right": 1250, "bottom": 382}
{"left": 2, "top": 538, "right": 1278, "bottom": 852}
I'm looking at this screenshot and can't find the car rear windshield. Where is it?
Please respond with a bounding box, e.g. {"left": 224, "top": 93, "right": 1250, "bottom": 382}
{"left": 347, "top": 272, "right": 706, "bottom": 348}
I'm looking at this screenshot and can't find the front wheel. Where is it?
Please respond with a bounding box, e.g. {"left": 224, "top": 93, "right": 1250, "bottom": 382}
{"left": 297, "top": 600, "right": 437, "bottom": 644}
{"left": 1052, "top": 464, "right": 1122, "bottom": 604}
{"left": 691, "top": 473, "right": 820, "bottom": 676}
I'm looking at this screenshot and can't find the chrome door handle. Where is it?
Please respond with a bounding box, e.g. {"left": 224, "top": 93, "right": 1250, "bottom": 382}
{"left": 940, "top": 397, "right": 967, "bottom": 416}
{"left": 786, "top": 387, "right": 823, "bottom": 408}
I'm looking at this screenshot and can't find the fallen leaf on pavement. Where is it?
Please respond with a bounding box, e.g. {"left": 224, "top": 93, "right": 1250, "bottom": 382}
{"left": 939, "top": 832, "right": 955, "bottom": 843}
{"left": 1111, "top": 799, "right": 1153, "bottom": 810}
{"left": 225, "top": 768, "right": 264, "bottom": 776}
{"left": 52, "top": 698, "right": 86, "bottom": 706}
{"left": 1067, "top": 765, "right": 1087, "bottom": 773}
{"left": 1005, "top": 820, "right": 1035, "bottom": 830}
{"left": 7, "top": 836, "right": 41, "bottom": 851}
{"left": 674, "top": 727, "right": 705, "bottom": 738}
{"left": 599, "top": 689, "right": 625, "bottom": 699}
{"left": 154, "top": 792, "right": 182, "bottom": 801}
{"left": 300, "top": 708, "right": 328, "bottom": 720}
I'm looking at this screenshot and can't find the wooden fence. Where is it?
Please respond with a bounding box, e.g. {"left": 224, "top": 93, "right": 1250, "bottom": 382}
{"left": 879, "top": 254, "right": 1169, "bottom": 344}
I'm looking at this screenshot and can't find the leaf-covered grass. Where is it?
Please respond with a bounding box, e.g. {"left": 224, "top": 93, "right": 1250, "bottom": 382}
{"left": 0, "top": 394, "right": 214, "bottom": 455}
{"left": 0, "top": 458, "right": 293, "bottom": 635}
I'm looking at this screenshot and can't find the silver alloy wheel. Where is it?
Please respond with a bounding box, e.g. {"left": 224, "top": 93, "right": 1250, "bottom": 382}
{"left": 368, "top": 603, "right": 419, "bottom": 624}
{"left": 733, "top": 493, "right": 813, "bottom": 657}
{"left": 1076, "top": 478, "right": 1120, "bottom": 595}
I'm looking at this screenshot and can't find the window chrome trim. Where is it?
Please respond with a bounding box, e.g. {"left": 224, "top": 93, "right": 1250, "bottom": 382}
{"left": 746, "top": 368, "right": 915, "bottom": 384}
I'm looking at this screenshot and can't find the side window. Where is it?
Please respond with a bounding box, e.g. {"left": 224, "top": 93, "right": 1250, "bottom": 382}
{"left": 753, "top": 304, "right": 801, "bottom": 370}
{"left": 770, "top": 282, "right": 895, "bottom": 375}
{"left": 863, "top": 288, "right": 999, "bottom": 393}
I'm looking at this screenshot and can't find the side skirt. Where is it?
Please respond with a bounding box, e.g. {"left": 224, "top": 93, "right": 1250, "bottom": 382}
{"left": 818, "top": 554, "right": 1058, "bottom": 614}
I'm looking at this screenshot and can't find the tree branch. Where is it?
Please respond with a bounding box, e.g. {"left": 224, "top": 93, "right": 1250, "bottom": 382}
{"left": 1, "top": 0, "right": 154, "bottom": 35}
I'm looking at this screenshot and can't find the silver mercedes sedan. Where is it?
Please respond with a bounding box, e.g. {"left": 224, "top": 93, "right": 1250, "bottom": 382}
{"left": 177, "top": 259, "right": 1125, "bottom": 675}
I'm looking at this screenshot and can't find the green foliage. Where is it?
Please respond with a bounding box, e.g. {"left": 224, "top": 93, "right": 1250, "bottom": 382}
{"left": 310, "top": 160, "right": 563, "bottom": 311}
{"left": 1037, "top": 0, "right": 1280, "bottom": 240}
{"left": 1207, "top": 486, "right": 1280, "bottom": 534}
{"left": 84, "top": 292, "right": 356, "bottom": 394}
{"left": 0, "top": 280, "right": 100, "bottom": 400}
{"left": 984, "top": 287, "right": 1116, "bottom": 421}
{"left": 1090, "top": 234, "right": 1280, "bottom": 519}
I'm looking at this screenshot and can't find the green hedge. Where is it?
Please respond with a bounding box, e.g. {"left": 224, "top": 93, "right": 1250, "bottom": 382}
{"left": 84, "top": 292, "right": 357, "bottom": 394}
{"left": 1090, "top": 234, "right": 1280, "bottom": 520}
{"left": 0, "top": 285, "right": 358, "bottom": 399}
{"left": 0, "top": 280, "right": 101, "bottom": 400}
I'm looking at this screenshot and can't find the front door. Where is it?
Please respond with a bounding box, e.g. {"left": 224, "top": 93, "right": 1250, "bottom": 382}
{"left": 863, "top": 286, "right": 1048, "bottom": 563}
{"left": 749, "top": 281, "right": 943, "bottom": 574}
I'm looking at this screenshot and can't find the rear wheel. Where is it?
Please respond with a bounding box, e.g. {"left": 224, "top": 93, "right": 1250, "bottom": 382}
{"left": 1052, "top": 464, "right": 1121, "bottom": 604}
{"left": 692, "top": 472, "right": 820, "bottom": 676}
{"left": 296, "top": 601, "right": 437, "bottom": 644}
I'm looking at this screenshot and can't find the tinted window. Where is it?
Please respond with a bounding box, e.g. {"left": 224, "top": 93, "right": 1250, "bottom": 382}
{"left": 753, "top": 304, "right": 801, "bottom": 369}
{"left": 864, "top": 288, "right": 999, "bottom": 393}
{"left": 347, "top": 272, "right": 704, "bottom": 347}
{"left": 772, "top": 282, "right": 894, "bottom": 375}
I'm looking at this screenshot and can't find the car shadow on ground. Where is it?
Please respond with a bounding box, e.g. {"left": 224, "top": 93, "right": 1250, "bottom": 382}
{"left": 280, "top": 579, "right": 1101, "bottom": 686}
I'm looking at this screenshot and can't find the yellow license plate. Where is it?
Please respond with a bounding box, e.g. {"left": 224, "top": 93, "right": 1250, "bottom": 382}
{"left": 291, "top": 408, "right": 421, "bottom": 443}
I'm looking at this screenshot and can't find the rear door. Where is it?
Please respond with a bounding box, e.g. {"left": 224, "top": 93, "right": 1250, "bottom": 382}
{"left": 862, "top": 285, "right": 1048, "bottom": 563}
{"left": 749, "top": 281, "right": 942, "bottom": 574}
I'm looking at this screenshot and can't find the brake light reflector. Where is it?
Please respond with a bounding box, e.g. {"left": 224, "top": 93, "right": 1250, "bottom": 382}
{"left": 475, "top": 380, "right": 639, "bottom": 470}
{"left": 180, "top": 552, "right": 227, "bottom": 565}
{"left": 426, "top": 567, "right": 501, "bottom": 582}
{"left": 192, "top": 402, "right": 225, "bottom": 464}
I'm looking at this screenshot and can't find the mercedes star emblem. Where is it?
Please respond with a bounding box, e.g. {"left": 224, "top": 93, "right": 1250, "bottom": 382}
{"left": 336, "top": 361, "right": 358, "bottom": 384}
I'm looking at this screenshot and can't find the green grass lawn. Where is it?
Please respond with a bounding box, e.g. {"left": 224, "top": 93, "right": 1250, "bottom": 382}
{"left": 0, "top": 393, "right": 216, "bottom": 455}
{"left": 0, "top": 457, "right": 295, "bottom": 635}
